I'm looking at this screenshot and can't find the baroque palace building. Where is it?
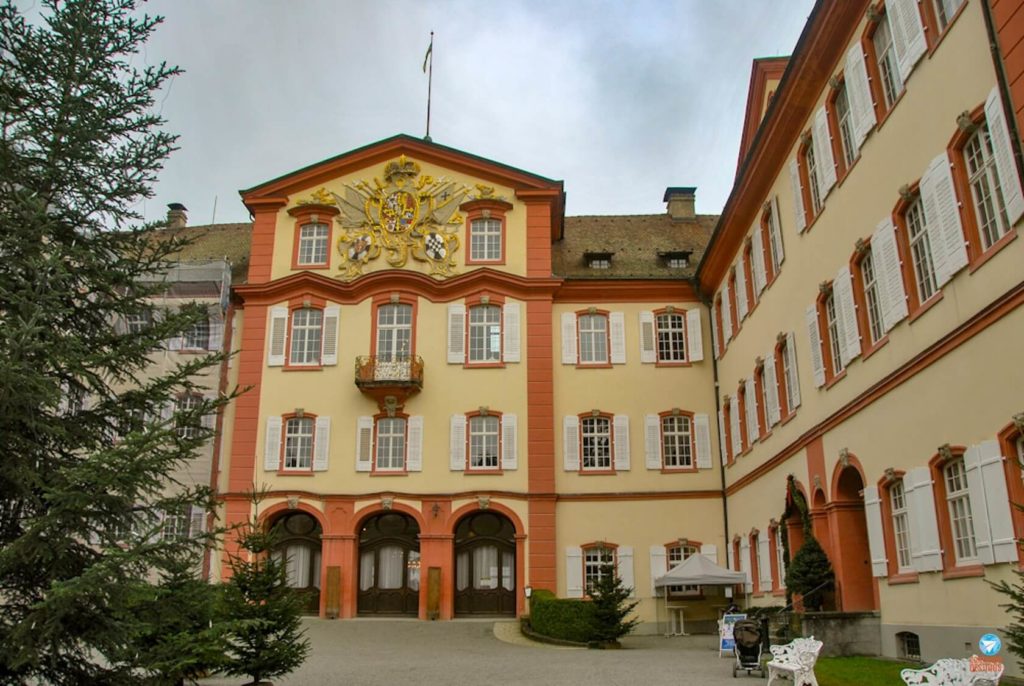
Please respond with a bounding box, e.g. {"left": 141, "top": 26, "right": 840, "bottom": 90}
{"left": 188, "top": 0, "right": 1024, "bottom": 670}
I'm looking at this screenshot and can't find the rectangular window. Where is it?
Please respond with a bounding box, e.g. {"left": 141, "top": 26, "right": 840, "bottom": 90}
{"left": 934, "top": 0, "right": 964, "bottom": 30}
{"left": 584, "top": 547, "right": 615, "bottom": 592}
{"left": 126, "top": 310, "right": 151, "bottom": 334}
{"left": 964, "top": 124, "right": 1012, "bottom": 250}
{"left": 781, "top": 342, "right": 798, "bottom": 415}
{"left": 183, "top": 317, "right": 210, "bottom": 350}
{"left": 375, "top": 417, "right": 407, "bottom": 471}
{"left": 376, "top": 303, "right": 413, "bottom": 362}
{"left": 469, "top": 218, "right": 502, "bottom": 262}
{"left": 775, "top": 530, "right": 786, "bottom": 589}
{"left": 825, "top": 293, "right": 844, "bottom": 375}
{"left": 861, "top": 250, "right": 885, "bottom": 344}
{"left": 469, "top": 415, "right": 500, "bottom": 470}
{"left": 297, "top": 223, "right": 329, "bottom": 265}
{"left": 667, "top": 544, "right": 699, "bottom": 595}
{"left": 581, "top": 416, "right": 611, "bottom": 470}
{"left": 578, "top": 314, "right": 608, "bottom": 364}
{"left": 906, "top": 198, "right": 938, "bottom": 303}
{"left": 835, "top": 84, "right": 857, "bottom": 170}
{"left": 284, "top": 417, "right": 314, "bottom": 470}
{"left": 175, "top": 395, "right": 201, "bottom": 439}
{"left": 468, "top": 305, "right": 502, "bottom": 363}
{"left": 765, "top": 207, "right": 784, "bottom": 277}
{"left": 162, "top": 507, "right": 191, "bottom": 540}
{"left": 944, "top": 459, "right": 978, "bottom": 564}
{"left": 656, "top": 313, "right": 687, "bottom": 363}
{"left": 890, "top": 480, "right": 913, "bottom": 571}
{"left": 662, "top": 415, "right": 693, "bottom": 468}
{"left": 874, "top": 15, "right": 904, "bottom": 111}
{"left": 289, "top": 308, "right": 323, "bottom": 365}
{"left": 806, "top": 142, "right": 823, "bottom": 216}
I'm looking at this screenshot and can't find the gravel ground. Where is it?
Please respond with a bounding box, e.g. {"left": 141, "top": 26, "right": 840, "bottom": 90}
{"left": 199, "top": 618, "right": 759, "bottom": 686}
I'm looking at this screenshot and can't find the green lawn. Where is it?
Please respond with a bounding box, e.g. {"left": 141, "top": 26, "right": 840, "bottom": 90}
{"left": 814, "top": 656, "right": 911, "bottom": 686}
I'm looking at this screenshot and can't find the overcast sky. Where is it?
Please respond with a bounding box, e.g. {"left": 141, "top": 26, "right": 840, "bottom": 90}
{"left": 138, "top": 0, "right": 815, "bottom": 226}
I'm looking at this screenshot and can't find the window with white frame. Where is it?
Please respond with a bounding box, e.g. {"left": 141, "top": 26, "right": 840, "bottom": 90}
{"left": 775, "top": 529, "right": 786, "bottom": 588}
{"left": 667, "top": 544, "right": 700, "bottom": 596}
{"left": 860, "top": 249, "right": 885, "bottom": 344}
{"left": 765, "top": 204, "right": 784, "bottom": 277}
{"left": 376, "top": 303, "right": 413, "bottom": 362}
{"left": 162, "top": 507, "right": 190, "bottom": 540}
{"left": 873, "top": 13, "right": 904, "bottom": 111}
{"left": 906, "top": 197, "right": 938, "bottom": 303}
{"left": 183, "top": 317, "right": 210, "bottom": 350}
{"left": 581, "top": 416, "right": 612, "bottom": 470}
{"left": 661, "top": 415, "right": 693, "bottom": 468}
{"left": 805, "top": 141, "right": 823, "bottom": 216}
{"left": 126, "top": 309, "right": 151, "bottom": 334}
{"left": 468, "top": 305, "right": 502, "bottom": 363}
{"left": 964, "top": 123, "right": 1013, "bottom": 250}
{"left": 781, "top": 340, "right": 799, "bottom": 415}
{"left": 584, "top": 546, "right": 615, "bottom": 592}
{"left": 469, "top": 218, "right": 502, "bottom": 262}
{"left": 588, "top": 258, "right": 611, "bottom": 269}
{"left": 376, "top": 417, "right": 407, "bottom": 471}
{"left": 944, "top": 458, "right": 978, "bottom": 564}
{"left": 835, "top": 83, "right": 857, "bottom": 170}
{"left": 934, "top": 0, "right": 964, "bottom": 30}
{"left": 289, "top": 308, "right": 323, "bottom": 365}
{"left": 297, "top": 223, "right": 329, "bottom": 266}
{"left": 283, "top": 417, "right": 314, "bottom": 470}
{"left": 468, "top": 415, "right": 500, "bottom": 470}
{"left": 825, "top": 292, "right": 845, "bottom": 376}
{"left": 656, "top": 312, "right": 686, "bottom": 363}
{"left": 175, "top": 394, "right": 202, "bottom": 439}
{"left": 578, "top": 313, "right": 609, "bottom": 364}
{"left": 890, "top": 479, "right": 913, "bottom": 572}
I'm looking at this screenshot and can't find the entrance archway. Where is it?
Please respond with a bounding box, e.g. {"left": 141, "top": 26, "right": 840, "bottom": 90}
{"left": 270, "top": 511, "right": 322, "bottom": 615}
{"left": 454, "top": 512, "right": 516, "bottom": 616}
{"left": 358, "top": 512, "right": 421, "bottom": 615}
{"left": 831, "top": 464, "right": 877, "bottom": 611}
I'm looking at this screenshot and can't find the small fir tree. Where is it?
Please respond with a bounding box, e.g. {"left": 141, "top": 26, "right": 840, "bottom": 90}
{"left": 991, "top": 573, "right": 1024, "bottom": 670}
{"left": 784, "top": 534, "right": 834, "bottom": 612}
{"left": 587, "top": 562, "right": 640, "bottom": 645}
{"left": 219, "top": 492, "right": 309, "bottom": 685}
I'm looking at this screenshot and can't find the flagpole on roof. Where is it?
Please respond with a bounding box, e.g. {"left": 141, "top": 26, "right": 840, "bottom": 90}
{"left": 423, "top": 31, "right": 434, "bottom": 142}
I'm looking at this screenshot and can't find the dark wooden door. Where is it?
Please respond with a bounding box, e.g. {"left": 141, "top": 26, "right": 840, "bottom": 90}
{"left": 357, "top": 513, "right": 420, "bottom": 616}
{"left": 454, "top": 512, "right": 515, "bottom": 616}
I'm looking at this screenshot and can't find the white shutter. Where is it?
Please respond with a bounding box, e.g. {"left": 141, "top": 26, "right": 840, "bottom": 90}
{"left": 449, "top": 415, "right": 467, "bottom": 471}
{"left": 613, "top": 414, "right": 630, "bottom": 471}
{"left": 985, "top": 86, "right": 1024, "bottom": 225}
{"left": 711, "top": 309, "right": 720, "bottom": 360}
{"left": 718, "top": 408, "right": 728, "bottom": 465}
{"left": 813, "top": 106, "right": 837, "bottom": 197}
{"left": 805, "top": 305, "right": 826, "bottom": 388}
{"left": 313, "top": 416, "right": 331, "bottom": 471}
{"left": 785, "top": 332, "right": 801, "bottom": 409}
{"left": 729, "top": 396, "right": 742, "bottom": 457}
{"left": 872, "top": 217, "right": 908, "bottom": 331}
{"left": 563, "top": 416, "right": 580, "bottom": 471}
{"left": 789, "top": 158, "right": 807, "bottom": 232}
{"left": 686, "top": 308, "right": 704, "bottom": 362}
{"left": 763, "top": 350, "right": 781, "bottom": 426}
{"left": 739, "top": 538, "right": 753, "bottom": 593}
{"left": 267, "top": 306, "right": 288, "bottom": 367}
{"left": 863, "top": 485, "right": 889, "bottom": 577}
{"left": 905, "top": 466, "right": 943, "bottom": 572}
{"left": 695, "top": 414, "right": 712, "bottom": 470}
{"left": 609, "top": 311, "right": 626, "bottom": 364}
{"left": 727, "top": 542, "right": 736, "bottom": 571}
{"left": 501, "top": 414, "right": 518, "bottom": 470}
{"left": 845, "top": 42, "right": 877, "bottom": 148}
{"left": 770, "top": 196, "right": 785, "bottom": 264}
{"left": 889, "top": 0, "right": 926, "bottom": 82}
{"left": 188, "top": 505, "right": 206, "bottom": 538}
{"left": 965, "top": 444, "right": 994, "bottom": 564}
{"left": 834, "top": 266, "right": 861, "bottom": 366}
{"left": 721, "top": 284, "right": 733, "bottom": 343}
{"left": 208, "top": 313, "right": 224, "bottom": 351}
{"left": 639, "top": 311, "right": 657, "bottom": 363}
{"left": 264, "top": 416, "right": 282, "bottom": 471}
{"left": 167, "top": 332, "right": 183, "bottom": 351}
{"left": 751, "top": 228, "right": 768, "bottom": 293}
{"left": 618, "top": 546, "right": 636, "bottom": 598}
{"left": 976, "top": 439, "right": 1017, "bottom": 563}
{"left": 701, "top": 543, "right": 718, "bottom": 564}
{"left": 744, "top": 377, "right": 759, "bottom": 443}
{"left": 561, "top": 312, "right": 577, "bottom": 364}
{"left": 406, "top": 416, "right": 423, "bottom": 472}
{"left": 650, "top": 545, "right": 668, "bottom": 595}
{"left": 921, "top": 152, "right": 968, "bottom": 286}
{"left": 321, "top": 306, "right": 340, "bottom": 366}
{"left": 447, "top": 303, "right": 466, "bottom": 364}
{"left": 645, "top": 414, "right": 662, "bottom": 470}
{"left": 503, "top": 302, "right": 521, "bottom": 363}
{"left": 355, "top": 416, "right": 374, "bottom": 472}
{"left": 735, "top": 263, "right": 749, "bottom": 321}
{"left": 758, "top": 530, "right": 772, "bottom": 590}
{"left": 566, "top": 547, "right": 584, "bottom": 598}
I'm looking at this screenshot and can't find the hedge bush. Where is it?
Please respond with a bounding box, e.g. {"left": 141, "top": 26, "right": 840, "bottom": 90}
{"left": 528, "top": 589, "right": 597, "bottom": 643}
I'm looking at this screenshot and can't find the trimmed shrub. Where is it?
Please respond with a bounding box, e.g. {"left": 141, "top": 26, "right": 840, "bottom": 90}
{"left": 528, "top": 590, "right": 597, "bottom": 643}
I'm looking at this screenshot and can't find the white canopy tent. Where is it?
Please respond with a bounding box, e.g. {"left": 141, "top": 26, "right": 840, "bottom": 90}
{"left": 653, "top": 553, "right": 748, "bottom": 636}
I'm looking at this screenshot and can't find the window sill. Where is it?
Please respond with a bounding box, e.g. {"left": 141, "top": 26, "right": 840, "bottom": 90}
{"left": 875, "top": 89, "right": 907, "bottom": 133}
{"left": 283, "top": 365, "right": 323, "bottom": 372}
{"left": 292, "top": 262, "right": 330, "bottom": 271}
{"left": 370, "top": 471, "right": 409, "bottom": 477}
{"left": 926, "top": 3, "right": 967, "bottom": 55}
{"left": 465, "top": 258, "right": 506, "bottom": 266}
{"left": 575, "top": 362, "right": 613, "bottom": 369}
{"left": 578, "top": 469, "right": 617, "bottom": 476}
{"left": 464, "top": 469, "right": 504, "bottom": 475}
{"left": 464, "top": 361, "right": 505, "bottom": 369}
{"left": 968, "top": 231, "right": 1017, "bottom": 274}
{"left": 660, "top": 466, "right": 698, "bottom": 474}
{"left": 861, "top": 335, "right": 889, "bottom": 361}
{"left": 802, "top": 209, "right": 824, "bottom": 234}
{"left": 823, "top": 370, "right": 847, "bottom": 390}
{"left": 178, "top": 349, "right": 212, "bottom": 355}
{"left": 655, "top": 361, "right": 692, "bottom": 368}
{"left": 277, "top": 469, "right": 314, "bottom": 476}
{"left": 772, "top": 589, "right": 786, "bottom": 597}
{"left": 780, "top": 411, "right": 797, "bottom": 426}
{"left": 835, "top": 154, "right": 862, "bottom": 188}
{"left": 908, "top": 291, "right": 944, "bottom": 324}
{"left": 942, "top": 564, "right": 985, "bottom": 580}
{"left": 887, "top": 571, "right": 920, "bottom": 585}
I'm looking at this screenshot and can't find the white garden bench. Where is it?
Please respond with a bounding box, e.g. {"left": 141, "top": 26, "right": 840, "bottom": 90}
{"left": 766, "top": 636, "right": 824, "bottom": 686}
{"left": 901, "top": 657, "right": 1004, "bottom": 685}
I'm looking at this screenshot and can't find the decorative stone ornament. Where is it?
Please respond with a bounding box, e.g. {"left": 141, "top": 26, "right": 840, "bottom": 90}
{"left": 477, "top": 496, "right": 490, "bottom": 510}
{"left": 884, "top": 467, "right": 898, "bottom": 483}
{"left": 287, "top": 495, "right": 300, "bottom": 510}
{"left": 838, "top": 448, "right": 851, "bottom": 469}
{"left": 776, "top": 331, "right": 787, "bottom": 345}
{"left": 813, "top": 474, "right": 822, "bottom": 490}
{"left": 384, "top": 396, "right": 399, "bottom": 417}
{"left": 957, "top": 111, "right": 978, "bottom": 134}
{"left": 938, "top": 444, "right": 955, "bottom": 463}
{"left": 854, "top": 238, "right": 869, "bottom": 256}
{"left": 1013, "top": 412, "right": 1024, "bottom": 433}
{"left": 819, "top": 281, "right": 832, "bottom": 296}
{"left": 898, "top": 184, "right": 914, "bottom": 202}
{"left": 381, "top": 496, "right": 394, "bottom": 511}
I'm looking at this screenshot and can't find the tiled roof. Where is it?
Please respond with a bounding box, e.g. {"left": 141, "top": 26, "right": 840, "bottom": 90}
{"left": 553, "top": 213, "right": 716, "bottom": 279}
{"left": 153, "top": 222, "right": 253, "bottom": 283}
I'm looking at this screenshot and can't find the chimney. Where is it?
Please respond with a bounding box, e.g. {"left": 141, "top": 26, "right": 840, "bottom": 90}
{"left": 663, "top": 187, "right": 696, "bottom": 221}
{"left": 166, "top": 203, "right": 188, "bottom": 229}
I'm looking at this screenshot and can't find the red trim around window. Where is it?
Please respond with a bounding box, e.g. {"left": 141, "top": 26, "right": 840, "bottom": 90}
{"left": 369, "top": 293, "right": 418, "bottom": 359}
{"left": 928, "top": 446, "right": 985, "bottom": 577}
{"left": 714, "top": 297, "right": 725, "bottom": 357}
{"left": 742, "top": 241, "right": 757, "bottom": 313}
{"left": 890, "top": 182, "right": 941, "bottom": 320}
{"left": 727, "top": 270, "right": 740, "bottom": 337}
{"left": 760, "top": 210, "right": 778, "bottom": 285}
{"left": 862, "top": 8, "right": 896, "bottom": 126}
{"left": 753, "top": 365, "right": 768, "bottom": 440}
{"left": 722, "top": 398, "right": 734, "bottom": 466}
{"left": 577, "top": 411, "right": 617, "bottom": 474}
{"left": 278, "top": 412, "right": 318, "bottom": 474}
{"left": 826, "top": 76, "right": 856, "bottom": 183}
{"left": 767, "top": 523, "right": 785, "bottom": 595}
{"left": 876, "top": 470, "right": 919, "bottom": 583}
{"left": 653, "top": 307, "right": 691, "bottom": 367}
{"left": 749, "top": 531, "right": 762, "bottom": 595}
{"left": 737, "top": 383, "right": 750, "bottom": 455}
{"left": 464, "top": 293, "right": 507, "bottom": 369}
{"left": 462, "top": 198, "right": 512, "bottom": 266}
{"left": 575, "top": 308, "right": 612, "bottom": 368}
{"left": 997, "top": 423, "right": 1024, "bottom": 567}
{"left": 797, "top": 133, "right": 818, "bottom": 229}
{"left": 580, "top": 541, "right": 619, "bottom": 597}
{"left": 664, "top": 539, "right": 704, "bottom": 598}
{"left": 657, "top": 410, "right": 698, "bottom": 472}
{"left": 463, "top": 409, "right": 504, "bottom": 474}
{"left": 849, "top": 244, "right": 890, "bottom": 360}
{"left": 370, "top": 410, "right": 410, "bottom": 476}
{"left": 288, "top": 204, "right": 339, "bottom": 271}
{"left": 773, "top": 340, "right": 793, "bottom": 421}
{"left": 816, "top": 286, "right": 845, "bottom": 388}
{"left": 919, "top": 0, "right": 968, "bottom": 53}
{"left": 283, "top": 295, "right": 327, "bottom": 371}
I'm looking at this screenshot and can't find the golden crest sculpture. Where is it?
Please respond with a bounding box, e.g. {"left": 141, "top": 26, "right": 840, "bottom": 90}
{"left": 330, "top": 156, "right": 484, "bottom": 279}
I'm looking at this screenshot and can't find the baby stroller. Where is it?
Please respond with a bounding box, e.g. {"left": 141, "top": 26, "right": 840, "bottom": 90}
{"left": 732, "top": 619, "right": 765, "bottom": 678}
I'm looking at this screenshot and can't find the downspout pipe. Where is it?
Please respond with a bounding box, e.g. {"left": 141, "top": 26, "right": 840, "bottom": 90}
{"left": 981, "top": 0, "right": 1024, "bottom": 181}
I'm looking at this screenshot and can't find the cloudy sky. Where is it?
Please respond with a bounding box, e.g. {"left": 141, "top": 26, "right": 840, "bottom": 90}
{"left": 139, "top": 0, "right": 815, "bottom": 226}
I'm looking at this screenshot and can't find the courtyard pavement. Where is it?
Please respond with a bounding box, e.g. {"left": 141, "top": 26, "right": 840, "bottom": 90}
{"left": 200, "top": 618, "right": 753, "bottom": 686}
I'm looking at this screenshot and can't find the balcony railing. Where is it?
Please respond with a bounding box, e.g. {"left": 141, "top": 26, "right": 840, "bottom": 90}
{"left": 354, "top": 355, "right": 424, "bottom": 388}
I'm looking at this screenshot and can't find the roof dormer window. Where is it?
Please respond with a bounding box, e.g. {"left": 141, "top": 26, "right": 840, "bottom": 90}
{"left": 584, "top": 251, "right": 614, "bottom": 269}
{"left": 659, "top": 251, "right": 692, "bottom": 269}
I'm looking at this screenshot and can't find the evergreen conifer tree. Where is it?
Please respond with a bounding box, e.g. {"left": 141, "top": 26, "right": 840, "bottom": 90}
{"left": 0, "top": 1, "right": 227, "bottom": 681}
{"left": 992, "top": 564, "right": 1024, "bottom": 669}
{"left": 587, "top": 562, "right": 640, "bottom": 645}
{"left": 784, "top": 534, "right": 835, "bottom": 612}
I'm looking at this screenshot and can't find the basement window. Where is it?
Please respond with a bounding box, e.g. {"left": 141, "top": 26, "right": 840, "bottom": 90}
{"left": 896, "top": 631, "right": 921, "bottom": 661}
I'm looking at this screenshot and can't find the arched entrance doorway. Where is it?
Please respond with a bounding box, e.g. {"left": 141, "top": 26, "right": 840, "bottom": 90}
{"left": 358, "top": 512, "right": 421, "bottom": 615}
{"left": 270, "top": 511, "right": 322, "bottom": 615}
{"left": 832, "top": 465, "right": 876, "bottom": 611}
{"left": 454, "top": 512, "right": 515, "bottom": 616}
